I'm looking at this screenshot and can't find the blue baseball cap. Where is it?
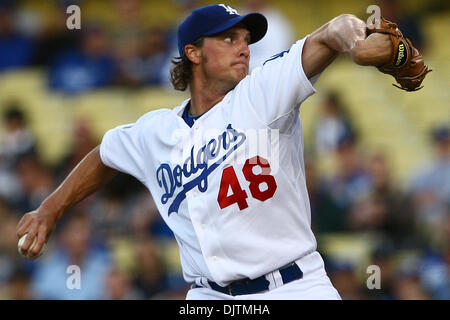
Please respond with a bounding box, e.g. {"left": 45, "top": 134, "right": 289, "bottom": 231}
{"left": 177, "top": 4, "right": 268, "bottom": 56}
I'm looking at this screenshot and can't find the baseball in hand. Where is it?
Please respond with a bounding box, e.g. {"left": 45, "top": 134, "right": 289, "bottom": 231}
{"left": 18, "top": 234, "right": 45, "bottom": 259}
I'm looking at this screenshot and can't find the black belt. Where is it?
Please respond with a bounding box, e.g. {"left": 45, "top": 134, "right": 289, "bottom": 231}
{"left": 194, "top": 262, "right": 303, "bottom": 296}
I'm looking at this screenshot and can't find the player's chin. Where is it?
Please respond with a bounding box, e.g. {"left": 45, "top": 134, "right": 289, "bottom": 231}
{"left": 232, "top": 67, "right": 249, "bottom": 82}
{"left": 238, "top": 64, "right": 249, "bottom": 74}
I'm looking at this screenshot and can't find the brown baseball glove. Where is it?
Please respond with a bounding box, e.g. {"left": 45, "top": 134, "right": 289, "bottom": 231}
{"left": 367, "top": 17, "right": 431, "bottom": 91}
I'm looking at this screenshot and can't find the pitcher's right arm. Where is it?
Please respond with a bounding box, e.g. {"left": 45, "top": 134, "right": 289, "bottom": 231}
{"left": 16, "top": 145, "right": 118, "bottom": 259}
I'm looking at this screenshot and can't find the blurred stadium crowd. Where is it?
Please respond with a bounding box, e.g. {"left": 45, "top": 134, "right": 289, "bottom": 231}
{"left": 0, "top": 0, "right": 449, "bottom": 300}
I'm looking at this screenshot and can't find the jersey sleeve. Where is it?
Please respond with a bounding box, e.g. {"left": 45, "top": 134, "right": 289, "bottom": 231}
{"left": 242, "top": 36, "right": 318, "bottom": 125}
{"left": 99, "top": 119, "right": 148, "bottom": 184}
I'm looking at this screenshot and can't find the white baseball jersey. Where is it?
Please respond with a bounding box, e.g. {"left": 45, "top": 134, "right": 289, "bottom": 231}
{"left": 100, "top": 36, "right": 320, "bottom": 287}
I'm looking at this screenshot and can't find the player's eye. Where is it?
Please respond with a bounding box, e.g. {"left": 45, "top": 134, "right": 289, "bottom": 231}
{"left": 224, "top": 37, "right": 232, "bottom": 43}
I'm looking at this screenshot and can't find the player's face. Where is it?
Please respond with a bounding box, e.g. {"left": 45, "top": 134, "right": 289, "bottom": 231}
{"left": 199, "top": 26, "right": 251, "bottom": 88}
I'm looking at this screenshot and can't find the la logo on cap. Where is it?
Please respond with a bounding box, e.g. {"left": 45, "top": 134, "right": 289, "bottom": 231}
{"left": 219, "top": 4, "right": 239, "bottom": 15}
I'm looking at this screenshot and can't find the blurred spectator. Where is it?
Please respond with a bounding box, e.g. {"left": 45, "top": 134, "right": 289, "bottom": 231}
{"left": 13, "top": 154, "right": 55, "bottom": 214}
{"left": 326, "top": 259, "right": 365, "bottom": 299}
{"left": 31, "top": 1, "right": 81, "bottom": 67}
{"left": 409, "top": 124, "right": 450, "bottom": 245}
{"left": 0, "top": 3, "right": 34, "bottom": 72}
{"left": 111, "top": 0, "right": 147, "bottom": 87}
{"left": 104, "top": 267, "right": 144, "bottom": 299}
{"left": 377, "top": 0, "right": 425, "bottom": 52}
{"left": 130, "top": 194, "right": 160, "bottom": 239}
{"left": 240, "top": 0, "right": 295, "bottom": 72}
{"left": 391, "top": 254, "right": 431, "bottom": 300}
{"left": 419, "top": 249, "right": 450, "bottom": 299}
{"left": 0, "top": 102, "right": 36, "bottom": 165}
{"left": 306, "top": 158, "right": 346, "bottom": 233}
{"left": 392, "top": 273, "right": 431, "bottom": 300}
{"left": 160, "top": 0, "right": 201, "bottom": 88}
{"left": 111, "top": 0, "right": 146, "bottom": 54}
{"left": 365, "top": 241, "right": 396, "bottom": 300}
{"left": 348, "top": 153, "right": 416, "bottom": 245}
{"left": 131, "top": 236, "right": 167, "bottom": 299}
{"left": 116, "top": 27, "right": 170, "bottom": 86}
{"left": 48, "top": 23, "right": 116, "bottom": 94}
{"left": 2, "top": 267, "right": 32, "bottom": 300}
{"left": 31, "top": 212, "right": 111, "bottom": 299}
{"left": 87, "top": 173, "right": 145, "bottom": 241}
{"left": 0, "top": 103, "right": 35, "bottom": 204}
{"left": 0, "top": 211, "right": 28, "bottom": 290}
{"left": 314, "top": 92, "right": 356, "bottom": 156}
{"left": 56, "top": 118, "right": 98, "bottom": 180}
{"left": 130, "top": 192, "right": 174, "bottom": 239}
{"left": 326, "top": 131, "right": 372, "bottom": 227}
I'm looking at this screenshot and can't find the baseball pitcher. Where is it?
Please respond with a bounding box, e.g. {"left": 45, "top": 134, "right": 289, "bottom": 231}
{"left": 16, "top": 4, "right": 430, "bottom": 299}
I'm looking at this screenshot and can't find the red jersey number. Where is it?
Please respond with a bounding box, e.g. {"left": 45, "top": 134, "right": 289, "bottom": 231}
{"left": 217, "top": 156, "right": 277, "bottom": 211}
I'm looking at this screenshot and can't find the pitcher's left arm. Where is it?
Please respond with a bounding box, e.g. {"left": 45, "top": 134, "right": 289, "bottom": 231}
{"left": 301, "top": 14, "right": 392, "bottom": 79}
{"left": 302, "top": 14, "right": 431, "bottom": 91}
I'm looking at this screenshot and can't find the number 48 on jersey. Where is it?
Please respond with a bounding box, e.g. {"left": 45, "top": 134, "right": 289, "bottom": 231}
{"left": 217, "top": 156, "right": 277, "bottom": 211}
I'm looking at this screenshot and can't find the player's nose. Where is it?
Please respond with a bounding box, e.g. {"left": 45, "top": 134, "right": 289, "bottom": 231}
{"left": 238, "top": 41, "right": 250, "bottom": 60}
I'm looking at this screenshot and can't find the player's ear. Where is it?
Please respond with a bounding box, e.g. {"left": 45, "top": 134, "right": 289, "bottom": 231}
{"left": 185, "top": 44, "right": 202, "bottom": 64}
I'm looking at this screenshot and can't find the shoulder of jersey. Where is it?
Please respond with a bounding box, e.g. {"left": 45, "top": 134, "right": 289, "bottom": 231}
{"left": 136, "top": 108, "right": 173, "bottom": 124}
